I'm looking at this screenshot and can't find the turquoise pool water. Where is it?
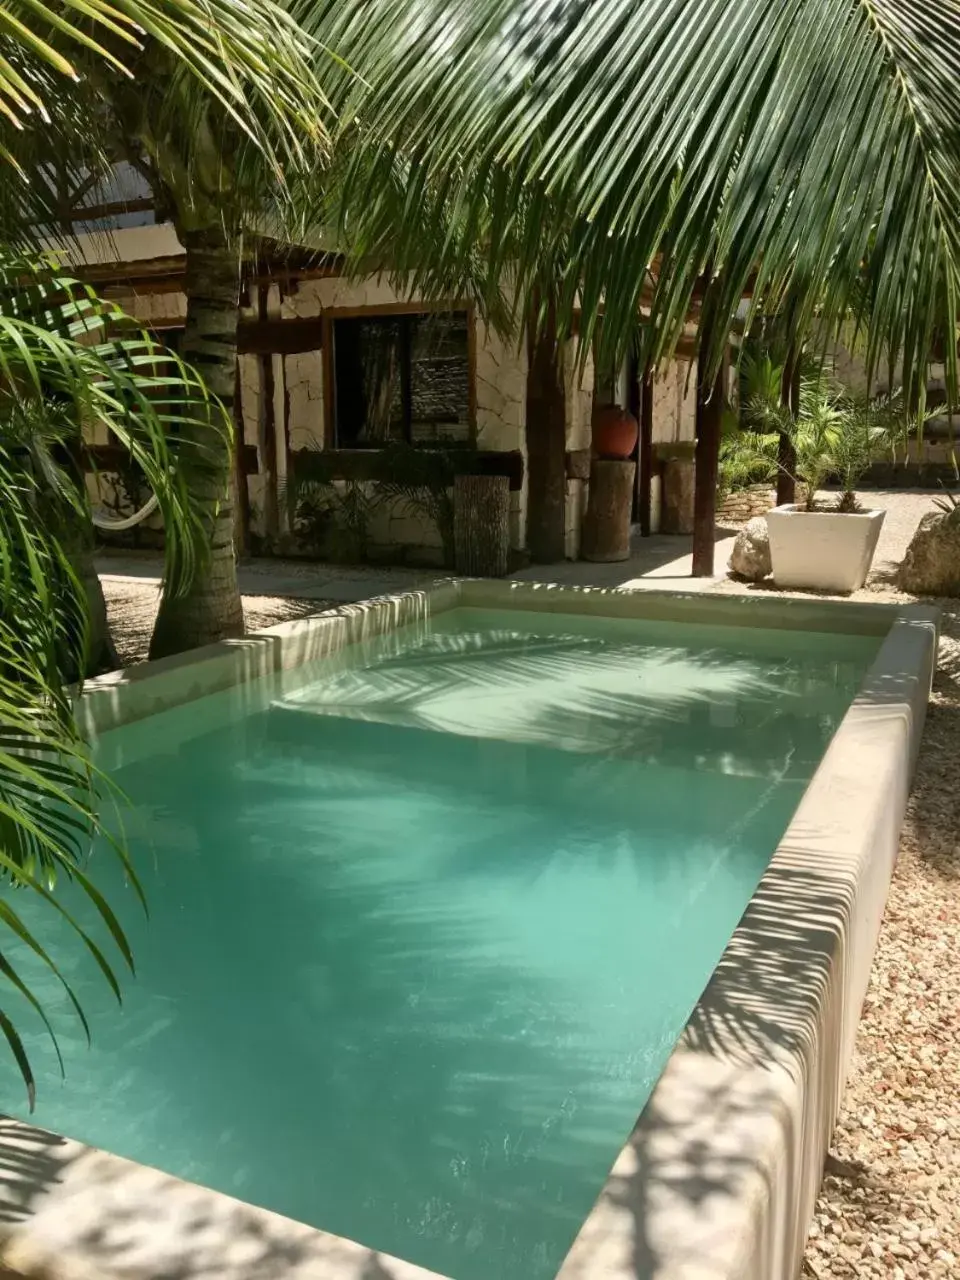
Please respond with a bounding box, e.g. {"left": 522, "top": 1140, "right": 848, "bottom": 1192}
{"left": 2, "top": 608, "right": 880, "bottom": 1280}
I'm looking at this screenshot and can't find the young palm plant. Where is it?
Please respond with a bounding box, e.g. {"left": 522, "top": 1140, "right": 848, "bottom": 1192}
{"left": 743, "top": 363, "right": 906, "bottom": 510}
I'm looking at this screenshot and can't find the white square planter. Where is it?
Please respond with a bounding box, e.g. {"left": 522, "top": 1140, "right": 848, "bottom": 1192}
{"left": 766, "top": 504, "right": 886, "bottom": 593}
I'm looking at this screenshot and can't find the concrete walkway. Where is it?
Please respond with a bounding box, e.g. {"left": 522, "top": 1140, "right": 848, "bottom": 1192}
{"left": 510, "top": 530, "right": 738, "bottom": 592}
{"left": 97, "top": 528, "right": 737, "bottom": 602}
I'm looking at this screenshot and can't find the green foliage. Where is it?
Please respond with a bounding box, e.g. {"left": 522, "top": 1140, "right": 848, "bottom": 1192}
{"left": 288, "top": 441, "right": 470, "bottom": 565}
{"left": 372, "top": 442, "right": 460, "bottom": 567}
{"left": 0, "top": 0, "right": 334, "bottom": 1109}
{"left": 0, "top": 428, "right": 140, "bottom": 1109}
{"left": 737, "top": 355, "right": 908, "bottom": 510}
{"left": 718, "top": 431, "right": 779, "bottom": 496}
{"left": 292, "top": 476, "right": 378, "bottom": 561}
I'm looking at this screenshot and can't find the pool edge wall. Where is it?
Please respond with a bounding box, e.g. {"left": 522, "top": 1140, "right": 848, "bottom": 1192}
{"left": 0, "top": 580, "right": 938, "bottom": 1280}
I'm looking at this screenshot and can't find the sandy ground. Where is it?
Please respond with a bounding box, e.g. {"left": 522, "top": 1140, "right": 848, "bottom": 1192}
{"left": 101, "top": 491, "right": 959, "bottom": 1278}
{"left": 103, "top": 580, "right": 337, "bottom": 667}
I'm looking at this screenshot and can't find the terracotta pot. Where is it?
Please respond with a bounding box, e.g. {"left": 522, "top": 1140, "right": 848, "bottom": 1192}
{"left": 592, "top": 404, "right": 639, "bottom": 460}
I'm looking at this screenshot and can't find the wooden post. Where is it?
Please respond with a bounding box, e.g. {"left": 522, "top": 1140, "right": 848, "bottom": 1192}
{"left": 692, "top": 332, "right": 725, "bottom": 577}
{"left": 777, "top": 342, "right": 800, "bottom": 506}
{"left": 257, "top": 285, "right": 280, "bottom": 543}
{"left": 525, "top": 293, "right": 568, "bottom": 563}
{"left": 639, "top": 361, "right": 654, "bottom": 536}
{"left": 582, "top": 460, "right": 636, "bottom": 561}
{"left": 232, "top": 360, "right": 251, "bottom": 558}
{"left": 454, "top": 474, "right": 510, "bottom": 576}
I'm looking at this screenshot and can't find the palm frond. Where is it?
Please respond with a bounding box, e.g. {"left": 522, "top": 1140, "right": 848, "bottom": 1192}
{"left": 0, "top": 254, "right": 243, "bottom": 1102}
{"left": 0, "top": 0, "right": 330, "bottom": 164}
{"left": 312, "top": 0, "right": 960, "bottom": 391}
{"left": 0, "top": 432, "right": 136, "bottom": 1108}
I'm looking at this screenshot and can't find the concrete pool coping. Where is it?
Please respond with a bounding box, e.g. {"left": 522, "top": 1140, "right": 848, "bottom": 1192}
{"left": 0, "top": 580, "right": 938, "bottom": 1280}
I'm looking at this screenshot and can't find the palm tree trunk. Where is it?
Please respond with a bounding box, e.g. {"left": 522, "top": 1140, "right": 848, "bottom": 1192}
{"left": 150, "top": 227, "right": 244, "bottom": 658}
{"left": 73, "top": 537, "right": 119, "bottom": 676}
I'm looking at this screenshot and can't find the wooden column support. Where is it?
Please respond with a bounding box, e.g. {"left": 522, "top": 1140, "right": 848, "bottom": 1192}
{"left": 525, "top": 294, "right": 568, "bottom": 563}
{"left": 777, "top": 343, "right": 800, "bottom": 506}
{"left": 257, "top": 285, "right": 280, "bottom": 543}
{"left": 232, "top": 360, "right": 251, "bottom": 557}
{"left": 692, "top": 332, "right": 726, "bottom": 577}
{"left": 639, "top": 361, "right": 654, "bottom": 537}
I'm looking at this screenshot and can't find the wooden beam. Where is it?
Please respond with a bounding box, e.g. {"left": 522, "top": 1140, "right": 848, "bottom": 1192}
{"left": 68, "top": 197, "right": 155, "bottom": 224}
{"left": 692, "top": 332, "right": 725, "bottom": 577}
{"left": 236, "top": 316, "right": 325, "bottom": 355}
{"left": 466, "top": 302, "right": 478, "bottom": 438}
{"left": 289, "top": 447, "right": 525, "bottom": 490}
{"left": 233, "top": 361, "right": 251, "bottom": 556}
{"left": 318, "top": 299, "right": 470, "bottom": 321}
{"left": 83, "top": 441, "right": 523, "bottom": 489}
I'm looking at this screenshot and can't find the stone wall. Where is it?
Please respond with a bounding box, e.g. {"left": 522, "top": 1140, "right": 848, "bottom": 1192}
{"left": 85, "top": 273, "right": 636, "bottom": 563}
{"left": 717, "top": 484, "right": 776, "bottom": 525}
{"left": 652, "top": 357, "right": 697, "bottom": 445}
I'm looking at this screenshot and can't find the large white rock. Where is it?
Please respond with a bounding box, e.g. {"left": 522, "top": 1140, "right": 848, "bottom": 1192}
{"left": 729, "top": 516, "right": 772, "bottom": 581}
{"left": 898, "top": 509, "right": 960, "bottom": 596}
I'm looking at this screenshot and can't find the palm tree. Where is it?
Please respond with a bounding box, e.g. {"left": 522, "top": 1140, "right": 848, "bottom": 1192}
{"left": 2, "top": 0, "right": 333, "bottom": 657}
{"left": 315, "top": 0, "right": 960, "bottom": 407}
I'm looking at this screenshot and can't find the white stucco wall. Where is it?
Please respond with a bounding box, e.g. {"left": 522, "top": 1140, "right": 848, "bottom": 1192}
{"left": 274, "top": 277, "right": 533, "bottom": 557}
{"left": 475, "top": 324, "right": 527, "bottom": 551}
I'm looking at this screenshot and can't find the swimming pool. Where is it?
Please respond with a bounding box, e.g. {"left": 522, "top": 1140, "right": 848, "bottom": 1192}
{"left": 0, "top": 582, "right": 936, "bottom": 1280}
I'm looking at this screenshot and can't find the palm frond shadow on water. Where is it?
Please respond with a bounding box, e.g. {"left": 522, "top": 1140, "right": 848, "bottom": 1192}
{"left": 279, "top": 626, "right": 862, "bottom": 785}
{"left": 0, "top": 717, "right": 639, "bottom": 1280}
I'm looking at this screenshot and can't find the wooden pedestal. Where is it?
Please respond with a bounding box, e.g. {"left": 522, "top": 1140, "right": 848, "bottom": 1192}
{"left": 582, "top": 459, "right": 636, "bottom": 562}
{"left": 454, "top": 474, "right": 510, "bottom": 576}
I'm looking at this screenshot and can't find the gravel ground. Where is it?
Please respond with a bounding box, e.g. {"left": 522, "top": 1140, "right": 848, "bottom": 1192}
{"left": 101, "top": 491, "right": 960, "bottom": 1278}
{"left": 798, "top": 613, "right": 960, "bottom": 1279}
{"left": 715, "top": 493, "right": 960, "bottom": 1278}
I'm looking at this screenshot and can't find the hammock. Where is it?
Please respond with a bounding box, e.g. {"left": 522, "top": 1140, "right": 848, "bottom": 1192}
{"left": 91, "top": 492, "right": 159, "bottom": 531}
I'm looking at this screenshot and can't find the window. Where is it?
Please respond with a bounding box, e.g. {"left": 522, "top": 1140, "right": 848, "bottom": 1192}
{"left": 332, "top": 310, "right": 471, "bottom": 448}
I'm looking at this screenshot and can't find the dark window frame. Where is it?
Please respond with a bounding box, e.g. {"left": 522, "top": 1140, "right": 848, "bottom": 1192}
{"left": 328, "top": 306, "right": 475, "bottom": 450}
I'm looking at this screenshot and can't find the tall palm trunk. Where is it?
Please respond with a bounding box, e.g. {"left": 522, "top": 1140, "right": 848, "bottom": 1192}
{"left": 150, "top": 227, "right": 244, "bottom": 658}
{"left": 73, "top": 536, "right": 119, "bottom": 676}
